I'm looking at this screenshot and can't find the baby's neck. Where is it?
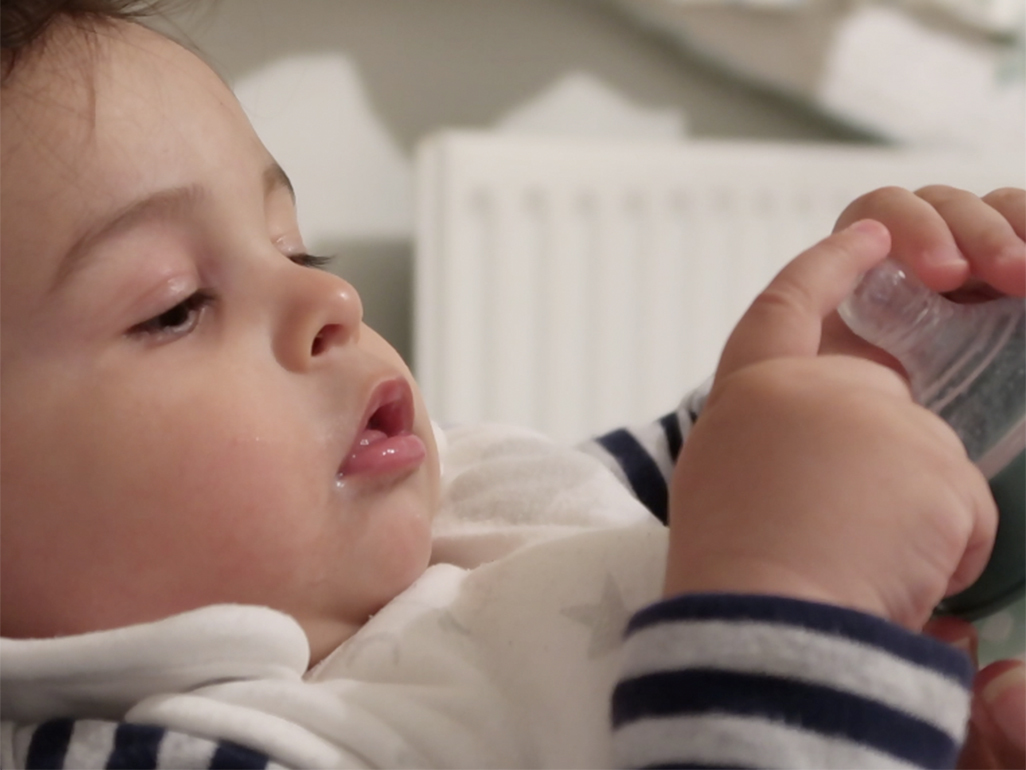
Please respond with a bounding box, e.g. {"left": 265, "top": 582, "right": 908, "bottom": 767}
{"left": 302, "top": 615, "right": 368, "bottom": 667}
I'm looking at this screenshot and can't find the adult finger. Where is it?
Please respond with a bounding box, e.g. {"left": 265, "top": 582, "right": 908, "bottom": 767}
{"left": 716, "top": 219, "right": 890, "bottom": 381}
{"left": 834, "top": 186, "right": 970, "bottom": 293}
{"left": 922, "top": 615, "right": 978, "bottom": 667}
{"left": 916, "top": 186, "right": 1026, "bottom": 297}
{"left": 970, "top": 660, "right": 1026, "bottom": 769}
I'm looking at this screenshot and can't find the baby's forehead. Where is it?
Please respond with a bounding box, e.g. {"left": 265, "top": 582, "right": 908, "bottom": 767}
{"left": 1, "top": 18, "right": 267, "bottom": 318}
{"left": 1, "top": 18, "right": 261, "bottom": 192}
{"left": 3, "top": 18, "right": 236, "bottom": 138}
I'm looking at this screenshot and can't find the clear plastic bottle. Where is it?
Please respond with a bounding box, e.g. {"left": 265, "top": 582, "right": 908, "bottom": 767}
{"left": 839, "top": 259, "right": 1025, "bottom": 619}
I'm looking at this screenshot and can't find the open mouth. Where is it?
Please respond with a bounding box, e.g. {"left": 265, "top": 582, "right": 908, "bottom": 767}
{"left": 339, "top": 378, "right": 426, "bottom": 478}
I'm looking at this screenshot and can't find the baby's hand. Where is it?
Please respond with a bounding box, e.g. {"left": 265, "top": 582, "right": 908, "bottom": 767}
{"left": 663, "top": 221, "right": 997, "bottom": 631}
{"left": 821, "top": 186, "right": 1026, "bottom": 366}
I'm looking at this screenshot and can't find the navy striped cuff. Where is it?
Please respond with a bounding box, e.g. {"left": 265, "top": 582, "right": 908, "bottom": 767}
{"left": 626, "top": 593, "right": 974, "bottom": 685}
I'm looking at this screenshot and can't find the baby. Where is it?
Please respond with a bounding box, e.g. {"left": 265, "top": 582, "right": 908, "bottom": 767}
{"left": 1, "top": 1, "right": 1024, "bottom": 768}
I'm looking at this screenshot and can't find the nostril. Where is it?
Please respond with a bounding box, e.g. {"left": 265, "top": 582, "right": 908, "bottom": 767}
{"left": 311, "top": 323, "right": 344, "bottom": 357}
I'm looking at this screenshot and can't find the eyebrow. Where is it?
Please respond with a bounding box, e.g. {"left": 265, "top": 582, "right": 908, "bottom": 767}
{"left": 50, "top": 161, "right": 295, "bottom": 292}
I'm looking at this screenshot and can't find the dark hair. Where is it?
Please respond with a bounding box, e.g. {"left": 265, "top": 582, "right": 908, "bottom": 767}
{"left": 1, "top": 0, "right": 166, "bottom": 83}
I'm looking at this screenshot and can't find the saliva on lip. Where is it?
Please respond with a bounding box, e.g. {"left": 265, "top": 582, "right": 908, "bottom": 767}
{"left": 839, "top": 258, "right": 1025, "bottom": 620}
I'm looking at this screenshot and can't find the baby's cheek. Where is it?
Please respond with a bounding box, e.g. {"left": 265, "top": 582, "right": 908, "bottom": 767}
{"left": 137, "top": 439, "right": 328, "bottom": 608}
{"left": 172, "top": 431, "right": 323, "bottom": 537}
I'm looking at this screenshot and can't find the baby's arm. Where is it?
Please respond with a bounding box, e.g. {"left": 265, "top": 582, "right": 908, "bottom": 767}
{"left": 613, "top": 220, "right": 994, "bottom": 769}
{"left": 613, "top": 593, "right": 973, "bottom": 768}
{"left": 577, "top": 383, "right": 708, "bottom": 524}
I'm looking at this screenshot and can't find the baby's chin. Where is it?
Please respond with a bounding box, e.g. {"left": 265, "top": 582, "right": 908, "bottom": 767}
{"left": 300, "top": 615, "right": 371, "bottom": 666}
{"left": 306, "top": 504, "right": 436, "bottom": 660}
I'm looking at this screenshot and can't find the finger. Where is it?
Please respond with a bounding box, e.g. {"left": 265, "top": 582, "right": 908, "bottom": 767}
{"left": 983, "top": 188, "right": 1026, "bottom": 241}
{"left": 819, "top": 311, "right": 909, "bottom": 377}
{"left": 916, "top": 185, "right": 1026, "bottom": 297}
{"left": 972, "top": 660, "right": 1026, "bottom": 768}
{"left": 834, "top": 186, "right": 970, "bottom": 292}
{"left": 958, "top": 721, "right": 1002, "bottom": 769}
{"left": 716, "top": 220, "right": 890, "bottom": 380}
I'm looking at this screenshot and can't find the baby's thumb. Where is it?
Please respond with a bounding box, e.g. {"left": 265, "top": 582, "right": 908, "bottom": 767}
{"left": 716, "top": 220, "right": 891, "bottom": 381}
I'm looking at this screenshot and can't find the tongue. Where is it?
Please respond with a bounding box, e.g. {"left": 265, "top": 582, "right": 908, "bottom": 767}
{"left": 342, "top": 429, "right": 389, "bottom": 471}
{"left": 356, "top": 429, "right": 388, "bottom": 447}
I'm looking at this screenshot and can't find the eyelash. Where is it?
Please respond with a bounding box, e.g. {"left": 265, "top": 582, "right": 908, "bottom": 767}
{"left": 290, "top": 253, "right": 334, "bottom": 270}
{"left": 127, "top": 253, "right": 334, "bottom": 339}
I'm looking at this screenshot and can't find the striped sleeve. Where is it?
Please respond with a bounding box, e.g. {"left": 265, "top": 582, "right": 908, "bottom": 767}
{"left": 578, "top": 380, "right": 710, "bottom": 524}
{"left": 612, "top": 594, "right": 974, "bottom": 769}
{"left": 2, "top": 719, "right": 287, "bottom": 770}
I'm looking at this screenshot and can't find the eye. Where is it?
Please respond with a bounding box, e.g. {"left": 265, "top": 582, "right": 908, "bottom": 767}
{"left": 289, "top": 253, "right": 334, "bottom": 270}
{"left": 128, "top": 291, "right": 214, "bottom": 338}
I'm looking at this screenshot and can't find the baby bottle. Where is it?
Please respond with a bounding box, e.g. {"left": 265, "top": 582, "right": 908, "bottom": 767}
{"left": 839, "top": 258, "right": 1025, "bottom": 619}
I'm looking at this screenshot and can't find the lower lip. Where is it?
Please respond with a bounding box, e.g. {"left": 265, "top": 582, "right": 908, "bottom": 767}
{"left": 339, "top": 431, "right": 426, "bottom": 478}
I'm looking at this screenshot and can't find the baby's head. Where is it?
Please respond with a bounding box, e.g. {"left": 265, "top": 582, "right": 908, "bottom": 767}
{"left": 0, "top": 0, "right": 441, "bottom": 662}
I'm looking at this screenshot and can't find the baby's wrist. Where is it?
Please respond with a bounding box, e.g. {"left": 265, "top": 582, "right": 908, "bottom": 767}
{"left": 663, "top": 556, "right": 887, "bottom": 620}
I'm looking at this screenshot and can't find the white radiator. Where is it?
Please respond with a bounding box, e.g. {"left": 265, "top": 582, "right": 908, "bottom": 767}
{"left": 415, "top": 131, "right": 1020, "bottom": 443}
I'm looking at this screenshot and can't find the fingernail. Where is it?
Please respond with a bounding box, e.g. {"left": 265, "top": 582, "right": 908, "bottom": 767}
{"left": 924, "top": 246, "right": 967, "bottom": 271}
{"left": 982, "top": 665, "right": 1026, "bottom": 750}
{"left": 847, "top": 219, "right": 888, "bottom": 239}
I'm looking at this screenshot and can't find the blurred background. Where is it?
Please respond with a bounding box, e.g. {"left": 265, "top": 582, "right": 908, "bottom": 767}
{"left": 163, "top": 0, "right": 1024, "bottom": 662}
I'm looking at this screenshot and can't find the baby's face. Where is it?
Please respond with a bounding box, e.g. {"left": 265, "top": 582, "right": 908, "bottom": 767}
{"left": 0, "top": 21, "right": 440, "bottom": 661}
